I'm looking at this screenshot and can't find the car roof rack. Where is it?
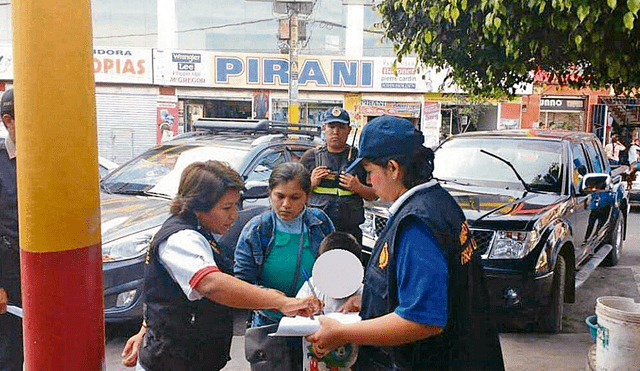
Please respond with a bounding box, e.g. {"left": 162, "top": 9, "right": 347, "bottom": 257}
{"left": 193, "top": 118, "right": 321, "bottom": 138}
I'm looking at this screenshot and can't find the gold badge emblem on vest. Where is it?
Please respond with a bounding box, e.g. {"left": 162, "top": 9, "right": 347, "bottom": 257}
{"left": 378, "top": 242, "right": 389, "bottom": 269}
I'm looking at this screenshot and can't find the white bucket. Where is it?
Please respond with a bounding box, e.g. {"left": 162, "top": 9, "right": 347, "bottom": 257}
{"left": 595, "top": 296, "right": 640, "bottom": 371}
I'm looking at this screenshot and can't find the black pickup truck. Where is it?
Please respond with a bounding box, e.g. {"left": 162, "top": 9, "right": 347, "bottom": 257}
{"left": 361, "top": 129, "right": 628, "bottom": 332}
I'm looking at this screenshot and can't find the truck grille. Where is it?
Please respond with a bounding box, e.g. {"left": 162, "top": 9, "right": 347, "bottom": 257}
{"left": 369, "top": 215, "right": 494, "bottom": 255}
{"left": 469, "top": 229, "right": 495, "bottom": 255}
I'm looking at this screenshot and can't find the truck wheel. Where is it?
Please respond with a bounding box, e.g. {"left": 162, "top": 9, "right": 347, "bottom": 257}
{"left": 538, "top": 255, "right": 565, "bottom": 333}
{"left": 603, "top": 215, "right": 624, "bottom": 266}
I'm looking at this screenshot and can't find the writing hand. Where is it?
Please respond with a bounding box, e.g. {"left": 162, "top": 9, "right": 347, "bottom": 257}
{"left": 279, "top": 295, "right": 323, "bottom": 318}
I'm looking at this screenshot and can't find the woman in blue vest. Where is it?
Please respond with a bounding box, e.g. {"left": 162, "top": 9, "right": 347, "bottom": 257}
{"left": 307, "top": 116, "right": 504, "bottom": 370}
{"left": 121, "top": 160, "right": 321, "bottom": 371}
{"left": 234, "top": 161, "right": 334, "bottom": 370}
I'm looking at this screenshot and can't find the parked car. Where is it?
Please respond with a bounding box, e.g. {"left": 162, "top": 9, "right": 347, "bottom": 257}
{"left": 361, "top": 129, "right": 629, "bottom": 332}
{"left": 100, "top": 119, "right": 321, "bottom": 323}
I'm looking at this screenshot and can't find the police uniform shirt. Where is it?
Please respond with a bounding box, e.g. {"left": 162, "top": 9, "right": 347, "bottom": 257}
{"left": 157, "top": 229, "right": 220, "bottom": 301}
{"left": 389, "top": 180, "right": 448, "bottom": 327}
{"left": 300, "top": 147, "right": 367, "bottom": 187}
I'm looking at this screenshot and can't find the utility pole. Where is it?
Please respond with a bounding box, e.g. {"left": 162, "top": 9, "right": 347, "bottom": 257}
{"left": 288, "top": 10, "right": 300, "bottom": 124}
{"left": 274, "top": 0, "right": 312, "bottom": 124}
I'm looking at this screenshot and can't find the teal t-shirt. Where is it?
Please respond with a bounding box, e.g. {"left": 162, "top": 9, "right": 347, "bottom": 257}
{"left": 260, "top": 212, "right": 316, "bottom": 319}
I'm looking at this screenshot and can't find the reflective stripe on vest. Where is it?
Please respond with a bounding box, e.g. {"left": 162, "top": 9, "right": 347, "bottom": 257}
{"left": 312, "top": 186, "right": 355, "bottom": 197}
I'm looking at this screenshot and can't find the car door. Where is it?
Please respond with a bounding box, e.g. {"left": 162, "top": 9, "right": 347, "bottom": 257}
{"left": 583, "top": 140, "right": 614, "bottom": 250}
{"left": 569, "top": 142, "right": 591, "bottom": 263}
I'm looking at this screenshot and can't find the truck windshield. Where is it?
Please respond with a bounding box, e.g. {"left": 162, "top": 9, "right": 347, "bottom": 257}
{"left": 434, "top": 138, "right": 563, "bottom": 193}
{"left": 101, "top": 144, "right": 248, "bottom": 197}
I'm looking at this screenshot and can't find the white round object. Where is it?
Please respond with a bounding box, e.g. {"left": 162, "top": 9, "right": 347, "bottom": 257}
{"left": 312, "top": 249, "right": 364, "bottom": 299}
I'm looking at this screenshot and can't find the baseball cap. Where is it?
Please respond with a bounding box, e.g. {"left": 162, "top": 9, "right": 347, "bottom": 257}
{"left": 1, "top": 89, "right": 13, "bottom": 117}
{"left": 345, "top": 115, "right": 424, "bottom": 173}
{"left": 323, "top": 106, "right": 350, "bottom": 125}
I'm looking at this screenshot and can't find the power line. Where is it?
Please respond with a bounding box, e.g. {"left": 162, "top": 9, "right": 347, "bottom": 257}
{"left": 93, "top": 18, "right": 383, "bottom": 40}
{"left": 94, "top": 18, "right": 276, "bottom": 40}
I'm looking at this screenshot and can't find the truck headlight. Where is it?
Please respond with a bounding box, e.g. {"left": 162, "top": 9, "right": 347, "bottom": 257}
{"left": 102, "top": 227, "right": 160, "bottom": 262}
{"left": 488, "top": 231, "right": 538, "bottom": 259}
{"left": 360, "top": 212, "right": 376, "bottom": 239}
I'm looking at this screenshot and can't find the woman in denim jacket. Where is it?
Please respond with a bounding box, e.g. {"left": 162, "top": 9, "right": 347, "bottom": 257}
{"left": 234, "top": 162, "right": 334, "bottom": 370}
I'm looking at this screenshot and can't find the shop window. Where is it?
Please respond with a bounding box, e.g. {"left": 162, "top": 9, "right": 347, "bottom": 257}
{"left": 540, "top": 112, "right": 586, "bottom": 131}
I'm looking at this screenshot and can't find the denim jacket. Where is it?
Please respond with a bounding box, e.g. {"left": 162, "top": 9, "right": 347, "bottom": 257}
{"left": 234, "top": 207, "right": 334, "bottom": 286}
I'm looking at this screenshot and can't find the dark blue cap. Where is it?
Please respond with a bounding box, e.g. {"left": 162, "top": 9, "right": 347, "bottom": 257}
{"left": 345, "top": 115, "right": 424, "bottom": 173}
{"left": 1, "top": 89, "right": 13, "bottom": 117}
{"left": 323, "top": 106, "right": 350, "bottom": 125}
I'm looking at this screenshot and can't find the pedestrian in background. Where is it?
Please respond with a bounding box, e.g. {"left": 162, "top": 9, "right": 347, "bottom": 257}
{"left": 300, "top": 107, "right": 376, "bottom": 246}
{"left": 234, "top": 161, "right": 334, "bottom": 370}
{"left": 605, "top": 135, "right": 626, "bottom": 166}
{"left": 0, "top": 89, "right": 23, "bottom": 371}
{"left": 307, "top": 115, "right": 504, "bottom": 370}
{"left": 121, "top": 160, "right": 321, "bottom": 371}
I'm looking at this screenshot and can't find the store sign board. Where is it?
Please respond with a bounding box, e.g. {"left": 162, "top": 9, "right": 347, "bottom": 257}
{"left": 540, "top": 97, "right": 585, "bottom": 111}
{"left": 0, "top": 45, "right": 153, "bottom": 84}
{"left": 93, "top": 47, "right": 152, "bottom": 84}
{"left": 360, "top": 99, "right": 422, "bottom": 118}
{"left": 153, "top": 50, "right": 489, "bottom": 94}
{"left": 153, "top": 49, "right": 213, "bottom": 87}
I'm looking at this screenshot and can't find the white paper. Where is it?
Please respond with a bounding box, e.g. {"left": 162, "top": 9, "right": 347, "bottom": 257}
{"left": 270, "top": 312, "right": 361, "bottom": 337}
{"left": 6, "top": 305, "right": 22, "bottom": 318}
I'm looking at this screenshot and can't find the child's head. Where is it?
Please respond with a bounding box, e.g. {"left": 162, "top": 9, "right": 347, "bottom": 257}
{"left": 319, "top": 231, "right": 361, "bottom": 260}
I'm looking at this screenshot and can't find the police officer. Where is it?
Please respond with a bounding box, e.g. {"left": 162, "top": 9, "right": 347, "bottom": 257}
{"left": 0, "top": 89, "right": 23, "bottom": 371}
{"left": 307, "top": 115, "right": 504, "bottom": 370}
{"left": 300, "top": 107, "right": 376, "bottom": 244}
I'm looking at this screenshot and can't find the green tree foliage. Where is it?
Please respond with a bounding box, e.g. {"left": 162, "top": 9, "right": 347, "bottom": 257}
{"left": 377, "top": 0, "right": 640, "bottom": 96}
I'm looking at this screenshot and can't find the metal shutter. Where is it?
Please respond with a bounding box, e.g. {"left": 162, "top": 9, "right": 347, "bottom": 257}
{"left": 96, "top": 91, "right": 157, "bottom": 164}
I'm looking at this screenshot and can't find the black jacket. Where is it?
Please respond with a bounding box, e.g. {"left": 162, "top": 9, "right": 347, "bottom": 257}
{"left": 359, "top": 184, "right": 504, "bottom": 371}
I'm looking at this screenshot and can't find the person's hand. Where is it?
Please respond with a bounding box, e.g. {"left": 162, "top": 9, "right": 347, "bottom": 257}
{"left": 0, "top": 288, "right": 7, "bottom": 314}
{"left": 337, "top": 293, "right": 361, "bottom": 313}
{"left": 338, "top": 172, "right": 362, "bottom": 192}
{"left": 311, "top": 166, "right": 332, "bottom": 188}
{"left": 278, "top": 295, "right": 323, "bottom": 318}
{"left": 306, "top": 316, "right": 345, "bottom": 358}
{"left": 121, "top": 326, "right": 146, "bottom": 367}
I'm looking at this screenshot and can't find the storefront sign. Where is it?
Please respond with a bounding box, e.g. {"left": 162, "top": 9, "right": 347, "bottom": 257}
{"left": 540, "top": 97, "right": 585, "bottom": 111}
{"left": 360, "top": 100, "right": 421, "bottom": 118}
{"left": 154, "top": 49, "right": 213, "bottom": 87}
{"left": 93, "top": 47, "right": 152, "bottom": 84}
{"left": 0, "top": 45, "right": 153, "bottom": 84}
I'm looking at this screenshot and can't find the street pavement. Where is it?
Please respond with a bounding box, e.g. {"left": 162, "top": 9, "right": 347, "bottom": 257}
{"left": 105, "top": 211, "right": 640, "bottom": 370}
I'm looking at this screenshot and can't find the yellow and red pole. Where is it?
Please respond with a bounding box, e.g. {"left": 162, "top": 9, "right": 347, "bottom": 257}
{"left": 13, "top": 0, "right": 104, "bottom": 369}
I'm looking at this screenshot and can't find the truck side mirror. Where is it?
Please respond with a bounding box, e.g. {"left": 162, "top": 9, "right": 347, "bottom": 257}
{"left": 580, "top": 173, "right": 611, "bottom": 194}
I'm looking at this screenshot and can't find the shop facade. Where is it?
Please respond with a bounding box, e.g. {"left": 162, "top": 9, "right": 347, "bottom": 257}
{"left": 0, "top": 44, "right": 538, "bottom": 162}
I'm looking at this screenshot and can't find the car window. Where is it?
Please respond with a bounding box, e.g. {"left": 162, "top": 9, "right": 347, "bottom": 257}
{"left": 571, "top": 143, "right": 589, "bottom": 193}
{"left": 583, "top": 141, "right": 605, "bottom": 174}
{"left": 245, "top": 150, "right": 286, "bottom": 183}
